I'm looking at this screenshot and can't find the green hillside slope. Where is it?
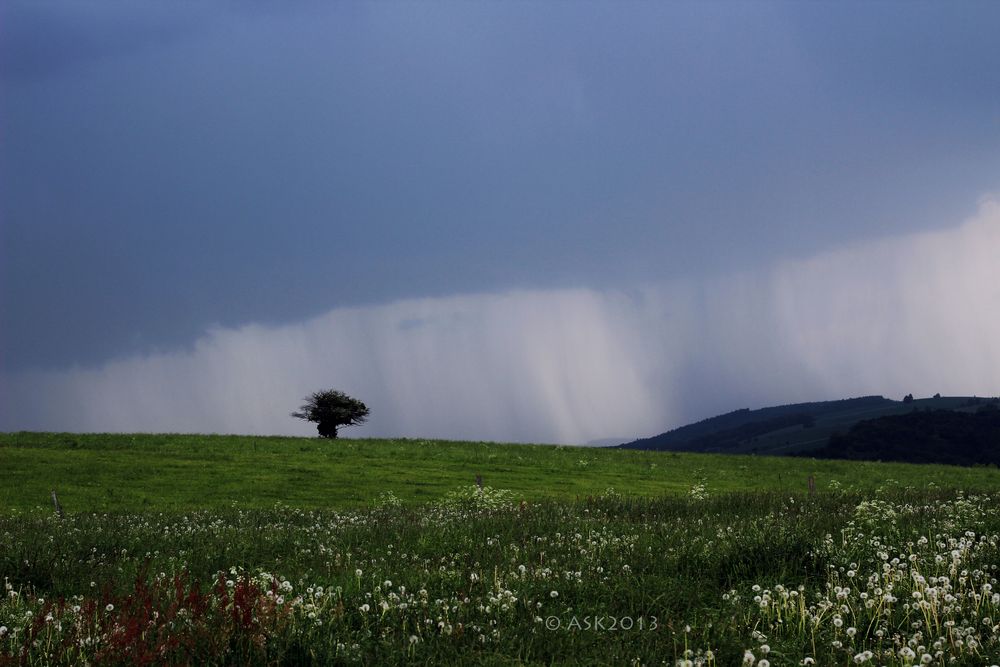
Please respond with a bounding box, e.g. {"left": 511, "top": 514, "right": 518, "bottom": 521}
{"left": 809, "top": 406, "right": 1000, "bottom": 465}
{"left": 620, "top": 395, "right": 995, "bottom": 455}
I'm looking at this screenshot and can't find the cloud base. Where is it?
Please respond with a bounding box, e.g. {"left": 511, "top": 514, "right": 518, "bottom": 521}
{"left": 3, "top": 200, "right": 998, "bottom": 444}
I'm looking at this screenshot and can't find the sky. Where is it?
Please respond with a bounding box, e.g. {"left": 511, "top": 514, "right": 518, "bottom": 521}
{"left": 1, "top": 1, "right": 999, "bottom": 443}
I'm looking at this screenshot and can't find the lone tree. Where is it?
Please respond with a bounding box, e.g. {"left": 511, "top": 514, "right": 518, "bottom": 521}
{"left": 291, "top": 389, "right": 369, "bottom": 439}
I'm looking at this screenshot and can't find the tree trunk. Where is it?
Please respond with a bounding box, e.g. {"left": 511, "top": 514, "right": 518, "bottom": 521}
{"left": 317, "top": 421, "right": 338, "bottom": 439}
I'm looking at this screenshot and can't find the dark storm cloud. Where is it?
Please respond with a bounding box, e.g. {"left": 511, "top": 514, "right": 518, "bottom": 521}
{"left": 3, "top": 200, "right": 998, "bottom": 442}
{"left": 0, "top": 2, "right": 209, "bottom": 81}
{"left": 1, "top": 2, "right": 999, "bottom": 441}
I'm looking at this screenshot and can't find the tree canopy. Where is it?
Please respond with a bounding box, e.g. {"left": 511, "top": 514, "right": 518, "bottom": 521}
{"left": 291, "top": 389, "right": 369, "bottom": 439}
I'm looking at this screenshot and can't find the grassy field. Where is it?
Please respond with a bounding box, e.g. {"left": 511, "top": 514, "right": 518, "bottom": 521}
{"left": 3, "top": 432, "right": 1000, "bottom": 513}
{"left": 3, "top": 433, "right": 1000, "bottom": 665}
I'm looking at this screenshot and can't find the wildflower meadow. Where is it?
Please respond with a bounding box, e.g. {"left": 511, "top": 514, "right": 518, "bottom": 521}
{"left": 2, "top": 434, "right": 1000, "bottom": 664}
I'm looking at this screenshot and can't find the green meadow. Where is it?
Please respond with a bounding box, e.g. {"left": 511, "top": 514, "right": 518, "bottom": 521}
{"left": 3, "top": 432, "right": 1000, "bottom": 513}
{"left": 3, "top": 433, "right": 1000, "bottom": 665}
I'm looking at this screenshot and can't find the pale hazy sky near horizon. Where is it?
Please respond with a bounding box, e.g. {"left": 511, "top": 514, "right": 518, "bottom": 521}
{"left": 1, "top": 1, "right": 999, "bottom": 442}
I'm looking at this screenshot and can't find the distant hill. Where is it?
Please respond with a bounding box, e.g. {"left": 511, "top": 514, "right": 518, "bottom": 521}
{"left": 808, "top": 406, "right": 1000, "bottom": 466}
{"left": 618, "top": 395, "right": 997, "bottom": 456}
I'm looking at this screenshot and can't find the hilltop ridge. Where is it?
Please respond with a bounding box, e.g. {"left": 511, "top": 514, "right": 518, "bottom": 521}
{"left": 619, "top": 395, "right": 999, "bottom": 459}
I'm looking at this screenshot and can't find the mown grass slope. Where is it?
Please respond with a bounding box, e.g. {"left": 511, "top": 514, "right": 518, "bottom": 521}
{"left": 3, "top": 431, "right": 1000, "bottom": 513}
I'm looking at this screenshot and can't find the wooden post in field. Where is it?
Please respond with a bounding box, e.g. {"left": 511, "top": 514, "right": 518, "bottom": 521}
{"left": 807, "top": 475, "right": 816, "bottom": 496}
{"left": 475, "top": 474, "right": 483, "bottom": 491}
{"left": 51, "top": 490, "right": 64, "bottom": 518}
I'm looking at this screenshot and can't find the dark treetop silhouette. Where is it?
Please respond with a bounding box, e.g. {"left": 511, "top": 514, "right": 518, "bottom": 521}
{"left": 291, "top": 389, "right": 370, "bottom": 439}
